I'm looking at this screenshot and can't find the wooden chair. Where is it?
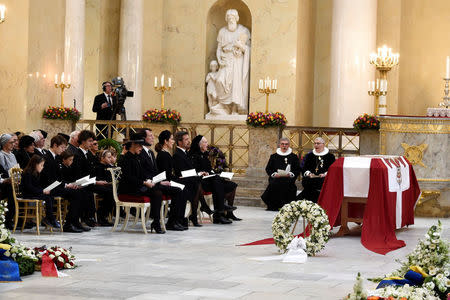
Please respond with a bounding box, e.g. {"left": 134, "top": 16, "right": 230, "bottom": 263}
{"left": 9, "top": 167, "right": 46, "bottom": 235}
{"left": 108, "top": 167, "right": 151, "bottom": 234}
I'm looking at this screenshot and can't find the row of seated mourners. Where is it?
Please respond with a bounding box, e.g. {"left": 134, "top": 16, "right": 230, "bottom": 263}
{"left": 0, "top": 128, "right": 240, "bottom": 234}
{"left": 261, "top": 137, "right": 336, "bottom": 211}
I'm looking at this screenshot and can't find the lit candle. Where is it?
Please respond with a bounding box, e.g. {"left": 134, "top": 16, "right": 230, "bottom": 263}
{"left": 446, "top": 56, "right": 450, "bottom": 78}
{"left": 385, "top": 80, "right": 388, "bottom": 91}
{"left": 154, "top": 76, "right": 157, "bottom": 87}
{"left": 271, "top": 80, "right": 275, "bottom": 90}
{"left": 376, "top": 79, "right": 379, "bottom": 90}
{"left": 259, "top": 79, "right": 263, "bottom": 89}
{"left": 67, "top": 74, "right": 71, "bottom": 85}
{"left": 61, "top": 72, "right": 65, "bottom": 84}
{"left": 368, "top": 81, "right": 371, "bottom": 91}
{"left": 161, "top": 74, "right": 164, "bottom": 87}
{"left": 168, "top": 77, "right": 172, "bottom": 88}
{"left": 371, "top": 81, "right": 375, "bottom": 92}
{"left": 55, "top": 74, "right": 58, "bottom": 84}
{"left": 274, "top": 79, "right": 277, "bottom": 90}
{"left": 0, "top": 5, "right": 5, "bottom": 20}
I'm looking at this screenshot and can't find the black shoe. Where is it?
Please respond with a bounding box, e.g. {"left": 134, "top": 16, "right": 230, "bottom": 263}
{"left": 189, "top": 215, "right": 202, "bottom": 227}
{"left": 63, "top": 223, "right": 83, "bottom": 233}
{"left": 150, "top": 222, "right": 165, "bottom": 234}
{"left": 83, "top": 218, "right": 97, "bottom": 227}
{"left": 224, "top": 204, "right": 237, "bottom": 212}
{"left": 226, "top": 212, "right": 242, "bottom": 221}
{"left": 181, "top": 217, "right": 189, "bottom": 228}
{"left": 166, "top": 222, "right": 184, "bottom": 231}
{"left": 50, "top": 219, "right": 61, "bottom": 228}
{"left": 177, "top": 221, "right": 188, "bottom": 230}
{"left": 200, "top": 205, "right": 214, "bottom": 215}
{"left": 213, "top": 215, "right": 232, "bottom": 224}
{"left": 75, "top": 222, "right": 91, "bottom": 232}
{"left": 98, "top": 218, "right": 113, "bottom": 227}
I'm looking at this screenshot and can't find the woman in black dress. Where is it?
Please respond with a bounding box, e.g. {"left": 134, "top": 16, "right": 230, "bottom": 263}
{"left": 189, "top": 135, "right": 240, "bottom": 224}
{"left": 93, "top": 150, "right": 115, "bottom": 226}
{"left": 15, "top": 135, "right": 36, "bottom": 169}
{"left": 155, "top": 130, "right": 188, "bottom": 231}
{"left": 21, "top": 155, "right": 59, "bottom": 228}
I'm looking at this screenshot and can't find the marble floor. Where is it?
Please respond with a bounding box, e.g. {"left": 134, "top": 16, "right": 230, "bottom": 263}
{"left": 0, "top": 206, "right": 447, "bottom": 300}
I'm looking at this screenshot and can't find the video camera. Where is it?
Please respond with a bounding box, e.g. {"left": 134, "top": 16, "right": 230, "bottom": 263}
{"left": 111, "top": 76, "right": 134, "bottom": 120}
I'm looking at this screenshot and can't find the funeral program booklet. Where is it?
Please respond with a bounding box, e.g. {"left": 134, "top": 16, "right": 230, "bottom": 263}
{"left": 219, "top": 172, "right": 234, "bottom": 180}
{"left": 152, "top": 171, "right": 166, "bottom": 184}
{"left": 44, "top": 181, "right": 61, "bottom": 193}
{"left": 277, "top": 164, "right": 291, "bottom": 176}
{"left": 170, "top": 181, "right": 185, "bottom": 190}
{"left": 181, "top": 169, "right": 197, "bottom": 178}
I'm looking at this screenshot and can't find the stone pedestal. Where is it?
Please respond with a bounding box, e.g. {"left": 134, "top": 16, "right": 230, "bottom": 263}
{"left": 246, "top": 127, "right": 279, "bottom": 177}
{"left": 41, "top": 119, "right": 75, "bottom": 148}
{"left": 359, "top": 129, "right": 380, "bottom": 155}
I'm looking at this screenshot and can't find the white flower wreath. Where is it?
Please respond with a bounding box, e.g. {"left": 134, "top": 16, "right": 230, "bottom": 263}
{"left": 272, "top": 200, "right": 331, "bottom": 256}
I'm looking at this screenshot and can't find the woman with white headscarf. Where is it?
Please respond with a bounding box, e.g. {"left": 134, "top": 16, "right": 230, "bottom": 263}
{"left": 0, "top": 133, "right": 18, "bottom": 172}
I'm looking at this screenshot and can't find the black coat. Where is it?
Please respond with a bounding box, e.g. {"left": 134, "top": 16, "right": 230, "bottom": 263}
{"left": 15, "top": 149, "right": 33, "bottom": 169}
{"left": 189, "top": 151, "right": 213, "bottom": 173}
{"left": 138, "top": 148, "right": 159, "bottom": 180}
{"left": 156, "top": 151, "right": 175, "bottom": 181}
{"left": 40, "top": 151, "right": 62, "bottom": 188}
{"left": 118, "top": 151, "right": 146, "bottom": 195}
{"left": 66, "top": 144, "right": 78, "bottom": 155}
{"left": 60, "top": 164, "right": 77, "bottom": 184}
{"left": 73, "top": 148, "right": 97, "bottom": 179}
{"left": 92, "top": 93, "right": 116, "bottom": 121}
{"left": 173, "top": 148, "right": 195, "bottom": 177}
{"left": 95, "top": 163, "right": 113, "bottom": 182}
{"left": 21, "top": 172, "right": 44, "bottom": 198}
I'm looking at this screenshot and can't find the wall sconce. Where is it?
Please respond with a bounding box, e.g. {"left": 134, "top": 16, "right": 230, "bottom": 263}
{"left": 0, "top": 5, "right": 5, "bottom": 24}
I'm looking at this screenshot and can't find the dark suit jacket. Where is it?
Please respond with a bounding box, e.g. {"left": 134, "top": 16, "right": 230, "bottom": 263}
{"left": 138, "top": 148, "right": 159, "bottom": 180}
{"left": 66, "top": 144, "right": 78, "bottom": 155}
{"left": 173, "top": 148, "right": 195, "bottom": 177}
{"left": 92, "top": 93, "right": 116, "bottom": 121}
{"left": 40, "top": 151, "right": 62, "bottom": 188}
{"left": 118, "top": 152, "right": 146, "bottom": 195}
{"left": 34, "top": 148, "right": 46, "bottom": 157}
{"left": 15, "top": 149, "right": 33, "bottom": 169}
{"left": 21, "top": 172, "right": 44, "bottom": 198}
{"left": 73, "top": 148, "right": 97, "bottom": 179}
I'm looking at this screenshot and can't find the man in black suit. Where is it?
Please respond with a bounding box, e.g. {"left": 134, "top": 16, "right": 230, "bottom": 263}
{"left": 72, "top": 130, "right": 98, "bottom": 227}
{"left": 30, "top": 130, "right": 46, "bottom": 157}
{"left": 136, "top": 128, "right": 186, "bottom": 231}
{"left": 173, "top": 131, "right": 204, "bottom": 227}
{"left": 118, "top": 133, "right": 164, "bottom": 234}
{"left": 66, "top": 131, "right": 80, "bottom": 155}
{"left": 92, "top": 81, "right": 116, "bottom": 139}
{"left": 40, "top": 135, "right": 88, "bottom": 233}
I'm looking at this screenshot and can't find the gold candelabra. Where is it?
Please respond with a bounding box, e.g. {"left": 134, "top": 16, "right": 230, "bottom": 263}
{"left": 0, "top": 5, "right": 5, "bottom": 24}
{"left": 258, "top": 77, "right": 277, "bottom": 113}
{"left": 54, "top": 72, "right": 71, "bottom": 107}
{"left": 369, "top": 45, "right": 399, "bottom": 115}
{"left": 439, "top": 78, "right": 450, "bottom": 108}
{"left": 154, "top": 74, "right": 172, "bottom": 109}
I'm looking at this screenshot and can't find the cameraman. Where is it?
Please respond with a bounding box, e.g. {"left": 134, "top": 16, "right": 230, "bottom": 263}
{"left": 92, "top": 81, "right": 116, "bottom": 139}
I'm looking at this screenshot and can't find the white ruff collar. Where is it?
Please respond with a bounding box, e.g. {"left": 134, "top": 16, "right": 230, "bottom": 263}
{"left": 276, "top": 148, "right": 292, "bottom": 156}
{"left": 313, "top": 147, "right": 329, "bottom": 156}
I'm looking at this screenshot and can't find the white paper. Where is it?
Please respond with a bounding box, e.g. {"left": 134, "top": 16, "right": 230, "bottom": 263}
{"left": 202, "top": 174, "right": 217, "bottom": 179}
{"left": 81, "top": 177, "right": 96, "bottom": 187}
{"left": 219, "top": 172, "right": 234, "bottom": 180}
{"left": 71, "top": 175, "right": 90, "bottom": 186}
{"left": 181, "top": 169, "right": 197, "bottom": 178}
{"left": 152, "top": 171, "right": 166, "bottom": 184}
{"left": 44, "top": 181, "right": 61, "bottom": 193}
{"left": 276, "top": 164, "right": 291, "bottom": 176}
{"left": 170, "top": 181, "right": 185, "bottom": 190}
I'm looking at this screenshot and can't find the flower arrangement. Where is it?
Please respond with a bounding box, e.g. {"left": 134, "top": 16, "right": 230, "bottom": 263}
{"left": 0, "top": 200, "right": 15, "bottom": 245}
{"left": 272, "top": 200, "right": 331, "bottom": 255}
{"left": 346, "top": 221, "right": 449, "bottom": 300}
{"left": 246, "top": 112, "right": 287, "bottom": 128}
{"left": 34, "top": 246, "right": 76, "bottom": 270}
{"left": 142, "top": 108, "right": 181, "bottom": 125}
{"left": 98, "top": 138, "right": 123, "bottom": 160}
{"left": 4, "top": 243, "right": 38, "bottom": 276}
{"left": 43, "top": 106, "right": 81, "bottom": 121}
{"left": 208, "top": 145, "right": 229, "bottom": 173}
{"left": 353, "top": 113, "right": 380, "bottom": 130}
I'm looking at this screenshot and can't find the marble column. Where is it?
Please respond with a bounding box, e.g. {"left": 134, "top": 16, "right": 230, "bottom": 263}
{"left": 329, "top": 0, "right": 377, "bottom": 127}
{"left": 118, "top": 0, "right": 143, "bottom": 120}
{"left": 64, "top": 0, "right": 85, "bottom": 111}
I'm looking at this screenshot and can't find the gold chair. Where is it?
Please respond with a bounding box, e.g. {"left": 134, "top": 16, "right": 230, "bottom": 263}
{"left": 9, "top": 167, "right": 46, "bottom": 235}
{"left": 108, "top": 167, "right": 151, "bottom": 234}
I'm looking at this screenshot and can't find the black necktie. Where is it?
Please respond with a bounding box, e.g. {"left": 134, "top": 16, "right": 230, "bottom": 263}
{"left": 107, "top": 95, "right": 112, "bottom": 106}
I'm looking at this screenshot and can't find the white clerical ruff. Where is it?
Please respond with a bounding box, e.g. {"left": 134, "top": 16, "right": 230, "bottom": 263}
{"left": 381, "top": 157, "right": 410, "bottom": 229}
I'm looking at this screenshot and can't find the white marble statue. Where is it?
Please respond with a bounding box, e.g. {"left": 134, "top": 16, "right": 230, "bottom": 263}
{"left": 206, "top": 9, "right": 251, "bottom": 119}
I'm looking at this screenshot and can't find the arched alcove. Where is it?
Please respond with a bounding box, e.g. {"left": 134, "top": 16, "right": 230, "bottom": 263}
{"left": 205, "top": 0, "right": 252, "bottom": 116}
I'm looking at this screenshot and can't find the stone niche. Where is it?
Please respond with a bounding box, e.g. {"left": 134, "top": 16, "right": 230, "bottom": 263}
{"left": 205, "top": 0, "right": 252, "bottom": 121}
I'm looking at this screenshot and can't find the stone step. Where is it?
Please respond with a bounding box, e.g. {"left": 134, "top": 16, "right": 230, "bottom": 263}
{"left": 236, "top": 186, "right": 265, "bottom": 198}
{"left": 233, "top": 177, "right": 268, "bottom": 189}
{"left": 235, "top": 196, "right": 265, "bottom": 207}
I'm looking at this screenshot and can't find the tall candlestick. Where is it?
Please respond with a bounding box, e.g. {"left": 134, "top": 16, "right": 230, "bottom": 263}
{"left": 446, "top": 56, "right": 450, "bottom": 78}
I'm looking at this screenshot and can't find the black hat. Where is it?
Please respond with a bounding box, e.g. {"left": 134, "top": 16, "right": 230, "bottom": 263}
{"left": 19, "top": 135, "right": 35, "bottom": 149}
{"left": 190, "top": 135, "right": 203, "bottom": 154}
{"left": 38, "top": 129, "right": 48, "bottom": 139}
{"left": 129, "top": 133, "right": 145, "bottom": 145}
{"left": 158, "top": 130, "right": 172, "bottom": 145}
